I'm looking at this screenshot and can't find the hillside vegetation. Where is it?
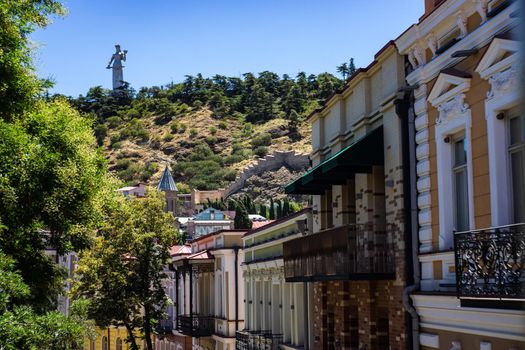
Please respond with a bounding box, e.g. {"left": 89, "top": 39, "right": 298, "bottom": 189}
{"left": 68, "top": 71, "right": 345, "bottom": 190}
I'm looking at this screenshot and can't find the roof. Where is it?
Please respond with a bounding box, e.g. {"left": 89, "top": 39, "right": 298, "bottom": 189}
{"left": 251, "top": 220, "right": 274, "bottom": 230}
{"left": 116, "top": 186, "right": 138, "bottom": 192}
{"left": 170, "top": 245, "right": 191, "bottom": 256}
{"left": 189, "top": 229, "right": 247, "bottom": 243}
{"left": 243, "top": 208, "right": 311, "bottom": 237}
{"left": 187, "top": 250, "right": 214, "bottom": 260}
{"left": 193, "top": 208, "right": 229, "bottom": 221}
{"left": 157, "top": 165, "right": 178, "bottom": 192}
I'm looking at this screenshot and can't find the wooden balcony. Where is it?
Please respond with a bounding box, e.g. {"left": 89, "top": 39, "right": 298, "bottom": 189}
{"left": 176, "top": 314, "right": 214, "bottom": 337}
{"left": 454, "top": 223, "right": 525, "bottom": 300}
{"left": 283, "top": 224, "right": 395, "bottom": 282}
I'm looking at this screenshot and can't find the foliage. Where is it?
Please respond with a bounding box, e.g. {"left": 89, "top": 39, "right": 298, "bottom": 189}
{"left": 73, "top": 190, "right": 181, "bottom": 350}
{"left": 0, "top": 251, "right": 92, "bottom": 350}
{"left": 0, "top": 0, "right": 65, "bottom": 120}
{"left": 0, "top": 100, "right": 114, "bottom": 311}
{"left": 234, "top": 206, "right": 252, "bottom": 229}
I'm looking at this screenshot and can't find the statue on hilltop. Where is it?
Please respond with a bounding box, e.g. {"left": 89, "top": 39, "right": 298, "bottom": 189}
{"left": 106, "top": 44, "right": 127, "bottom": 90}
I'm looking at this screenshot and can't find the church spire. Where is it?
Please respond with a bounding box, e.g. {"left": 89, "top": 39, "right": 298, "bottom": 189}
{"left": 157, "top": 164, "right": 178, "bottom": 192}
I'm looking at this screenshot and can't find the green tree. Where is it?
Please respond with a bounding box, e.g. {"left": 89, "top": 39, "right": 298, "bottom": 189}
{"left": 276, "top": 200, "right": 283, "bottom": 219}
{"left": 73, "top": 190, "right": 180, "bottom": 350}
{"left": 348, "top": 58, "right": 356, "bottom": 76}
{"left": 0, "top": 100, "right": 114, "bottom": 311}
{"left": 234, "top": 206, "right": 252, "bottom": 230}
{"left": 336, "top": 62, "right": 349, "bottom": 80}
{"left": 269, "top": 198, "right": 275, "bottom": 220}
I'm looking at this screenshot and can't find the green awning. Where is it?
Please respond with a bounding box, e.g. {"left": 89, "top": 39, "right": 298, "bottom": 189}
{"left": 285, "top": 126, "right": 384, "bottom": 194}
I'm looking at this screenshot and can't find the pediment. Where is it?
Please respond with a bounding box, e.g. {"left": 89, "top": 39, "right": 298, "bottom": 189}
{"left": 428, "top": 68, "right": 471, "bottom": 108}
{"left": 476, "top": 37, "right": 519, "bottom": 79}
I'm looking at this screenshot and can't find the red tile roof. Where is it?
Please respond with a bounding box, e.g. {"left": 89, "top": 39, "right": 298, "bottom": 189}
{"left": 170, "top": 245, "right": 191, "bottom": 256}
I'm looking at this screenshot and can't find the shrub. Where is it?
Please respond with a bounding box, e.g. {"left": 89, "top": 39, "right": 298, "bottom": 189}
{"left": 209, "top": 126, "right": 217, "bottom": 135}
{"left": 178, "top": 123, "right": 187, "bottom": 133}
{"left": 110, "top": 141, "right": 122, "bottom": 149}
{"left": 218, "top": 121, "right": 227, "bottom": 130}
{"left": 189, "top": 128, "right": 198, "bottom": 138}
{"left": 205, "top": 136, "right": 217, "bottom": 144}
{"left": 106, "top": 116, "right": 122, "bottom": 128}
{"left": 110, "top": 134, "right": 120, "bottom": 145}
{"left": 163, "top": 134, "right": 174, "bottom": 142}
{"left": 254, "top": 146, "right": 268, "bottom": 158}
{"left": 251, "top": 133, "right": 272, "bottom": 148}
{"left": 115, "top": 158, "right": 131, "bottom": 170}
{"left": 170, "top": 122, "right": 179, "bottom": 133}
{"left": 94, "top": 124, "right": 107, "bottom": 146}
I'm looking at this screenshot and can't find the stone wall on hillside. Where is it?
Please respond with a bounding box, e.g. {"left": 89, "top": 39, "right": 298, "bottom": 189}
{"left": 224, "top": 150, "right": 309, "bottom": 198}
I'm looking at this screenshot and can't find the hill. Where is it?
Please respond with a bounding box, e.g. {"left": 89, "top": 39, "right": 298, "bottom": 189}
{"left": 67, "top": 71, "right": 344, "bottom": 196}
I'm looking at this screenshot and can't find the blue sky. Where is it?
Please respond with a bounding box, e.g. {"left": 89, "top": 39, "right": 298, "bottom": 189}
{"left": 32, "top": 0, "right": 423, "bottom": 97}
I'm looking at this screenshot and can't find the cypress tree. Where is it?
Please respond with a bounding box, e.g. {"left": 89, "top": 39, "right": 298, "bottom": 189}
{"left": 234, "top": 206, "right": 252, "bottom": 229}
{"left": 269, "top": 198, "right": 275, "bottom": 220}
{"left": 276, "top": 200, "right": 283, "bottom": 219}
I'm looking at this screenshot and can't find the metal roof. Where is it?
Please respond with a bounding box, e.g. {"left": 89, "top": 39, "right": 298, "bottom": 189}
{"left": 157, "top": 165, "right": 178, "bottom": 192}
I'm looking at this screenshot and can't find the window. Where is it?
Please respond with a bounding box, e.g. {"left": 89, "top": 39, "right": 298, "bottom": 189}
{"left": 102, "top": 336, "right": 108, "bottom": 350}
{"left": 116, "top": 338, "right": 123, "bottom": 350}
{"left": 90, "top": 340, "right": 95, "bottom": 350}
{"left": 509, "top": 114, "right": 525, "bottom": 223}
{"left": 453, "top": 137, "right": 470, "bottom": 231}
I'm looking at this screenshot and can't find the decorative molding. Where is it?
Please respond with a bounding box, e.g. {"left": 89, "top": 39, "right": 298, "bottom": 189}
{"left": 456, "top": 10, "right": 468, "bottom": 38}
{"left": 474, "top": 0, "right": 489, "bottom": 23}
{"left": 427, "top": 33, "right": 438, "bottom": 58}
{"left": 487, "top": 66, "right": 517, "bottom": 99}
{"left": 476, "top": 38, "right": 519, "bottom": 79}
{"left": 436, "top": 94, "right": 470, "bottom": 125}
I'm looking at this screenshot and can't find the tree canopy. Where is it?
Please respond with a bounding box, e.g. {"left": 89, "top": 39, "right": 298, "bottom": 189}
{"left": 73, "top": 190, "right": 181, "bottom": 350}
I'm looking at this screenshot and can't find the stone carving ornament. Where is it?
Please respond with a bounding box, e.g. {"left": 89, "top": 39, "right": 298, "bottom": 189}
{"left": 436, "top": 94, "right": 469, "bottom": 125}
{"left": 474, "top": 0, "right": 489, "bottom": 23}
{"left": 456, "top": 11, "right": 468, "bottom": 38}
{"left": 487, "top": 66, "right": 517, "bottom": 99}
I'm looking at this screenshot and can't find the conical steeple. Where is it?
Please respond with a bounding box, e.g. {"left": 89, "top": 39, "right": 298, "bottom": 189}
{"left": 157, "top": 164, "right": 178, "bottom": 192}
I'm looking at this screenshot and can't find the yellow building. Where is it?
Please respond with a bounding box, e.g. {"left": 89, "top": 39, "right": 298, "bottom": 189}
{"left": 85, "top": 327, "right": 146, "bottom": 350}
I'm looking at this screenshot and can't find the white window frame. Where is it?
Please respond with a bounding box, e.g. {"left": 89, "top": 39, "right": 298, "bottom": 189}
{"left": 428, "top": 72, "right": 474, "bottom": 250}
{"left": 476, "top": 37, "right": 520, "bottom": 226}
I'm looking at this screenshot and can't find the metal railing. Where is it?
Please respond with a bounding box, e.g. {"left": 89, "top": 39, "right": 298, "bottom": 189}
{"left": 235, "top": 330, "right": 283, "bottom": 350}
{"left": 176, "top": 314, "right": 214, "bottom": 337}
{"left": 454, "top": 223, "right": 525, "bottom": 299}
{"left": 283, "top": 224, "right": 396, "bottom": 282}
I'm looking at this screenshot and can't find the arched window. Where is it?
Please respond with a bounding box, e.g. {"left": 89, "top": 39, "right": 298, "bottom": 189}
{"left": 101, "top": 336, "right": 108, "bottom": 350}
{"left": 116, "top": 338, "right": 123, "bottom": 350}
{"left": 90, "top": 340, "right": 95, "bottom": 350}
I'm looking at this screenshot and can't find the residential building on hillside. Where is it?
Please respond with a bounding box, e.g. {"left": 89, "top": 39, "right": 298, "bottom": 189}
{"left": 116, "top": 183, "right": 147, "bottom": 198}
{"left": 238, "top": 208, "right": 313, "bottom": 350}
{"left": 395, "top": 0, "right": 524, "bottom": 348}
{"left": 186, "top": 208, "right": 233, "bottom": 239}
{"left": 284, "top": 41, "right": 412, "bottom": 350}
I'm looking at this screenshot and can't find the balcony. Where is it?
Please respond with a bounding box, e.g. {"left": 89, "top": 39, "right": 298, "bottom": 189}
{"left": 176, "top": 314, "right": 214, "bottom": 337}
{"left": 283, "top": 224, "right": 395, "bottom": 282}
{"left": 454, "top": 223, "right": 525, "bottom": 300}
{"left": 235, "top": 330, "right": 283, "bottom": 350}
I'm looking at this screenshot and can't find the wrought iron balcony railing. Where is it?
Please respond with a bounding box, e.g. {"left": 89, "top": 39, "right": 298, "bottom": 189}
{"left": 176, "top": 314, "right": 214, "bottom": 337}
{"left": 283, "top": 224, "right": 395, "bottom": 282}
{"left": 235, "top": 330, "right": 283, "bottom": 350}
{"left": 454, "top": 223, "right": 525, "bottom": 299}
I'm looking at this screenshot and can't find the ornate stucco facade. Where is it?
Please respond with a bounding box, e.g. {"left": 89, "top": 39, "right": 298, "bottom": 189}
{"left": 396, "top": 0, "right": 524, "bottom": 349}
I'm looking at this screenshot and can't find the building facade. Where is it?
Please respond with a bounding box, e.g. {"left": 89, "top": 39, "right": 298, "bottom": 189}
{"left": 284, "top": 42, "right": 411, "bottom": 350}
{"left": 238, "top": 209, "right": 313, "bottom": 350}
{"left": 186, "top": 208, "right": 233, "bottom": 239}
{"left": 395, "top": 0, "right": 524, "bottom": 349}
{"left": 169, "top": 229, "right": 248, "bottom": 350}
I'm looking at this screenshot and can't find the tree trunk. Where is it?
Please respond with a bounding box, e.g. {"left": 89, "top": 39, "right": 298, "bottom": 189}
{"left": 124, "top": 322, "right": 139, "bottom": 350}
{"left": 144, "top": 306, "right": 154, "bottom": 350}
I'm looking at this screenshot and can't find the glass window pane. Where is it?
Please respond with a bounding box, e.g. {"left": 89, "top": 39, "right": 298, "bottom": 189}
{"left": 510, "top": 116, "right": 521, "bottom": 146}
{"left": 511, "top": 151, "right": 525, "bottom": 222}
{"left": 455, "top": 169, "right": 469, "bottom": 231}
{"left": 454, "top": 139, "right": 467, "bottom": 166}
